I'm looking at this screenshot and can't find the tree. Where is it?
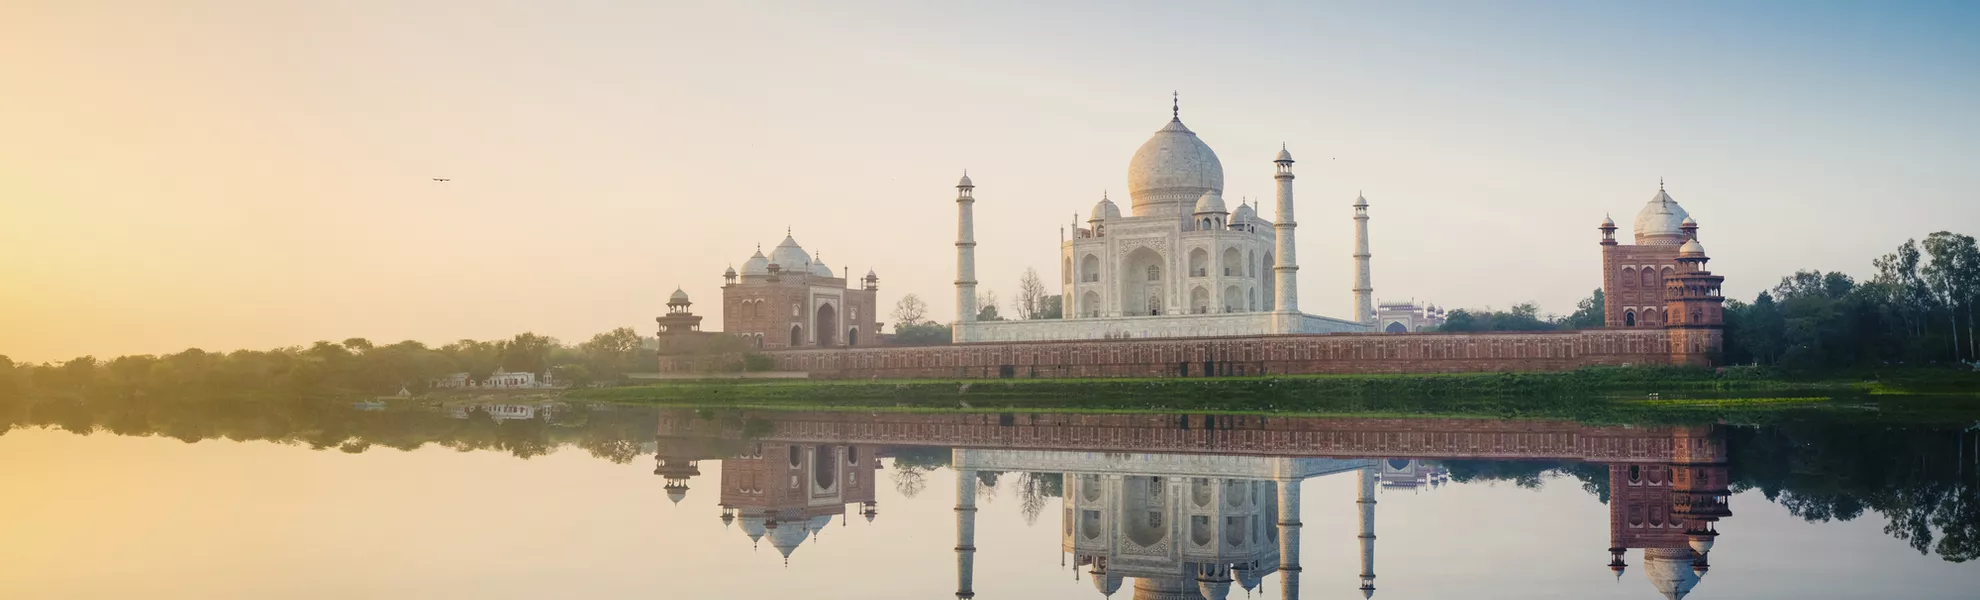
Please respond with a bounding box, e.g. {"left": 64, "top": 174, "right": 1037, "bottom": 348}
{"left": 891, "top": 294, "right": 929, "bottom": 328}
{"left": 1559, "top": 289, "right": 1605, "bottom": 329}
{"left": 976, "top": 289, "right": 1003, "bottom": 321}
{"left": 1017, "top": 267, "right": 1048, "bottom": 320}
{"left": 499, "top": 333, "right": 556, "bottom": 376}
{"left": 578, "top": 327, "right": 642, "bottom": 379}
{"left": 1922, "top": 232, "right": 1980, "bottom": 363}
{"left": 1038, "top": 295, "right": 1064, "bottom": 320}
{"left": 341, "top": 338, "right": 374, "bottom": 353}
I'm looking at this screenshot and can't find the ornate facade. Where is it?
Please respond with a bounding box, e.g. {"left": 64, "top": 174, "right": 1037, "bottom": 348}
{"left": 951, "top": 99, "right": 1372, "bottom": 343}
{"left": 1598, "top": 182, "right": 1727, "bottom": 365}
{"left": 717, "top": 234, "right": 881, "bottom": 350}
{"left": 1374, "top": 300, "right": 1447, "bottom": 333}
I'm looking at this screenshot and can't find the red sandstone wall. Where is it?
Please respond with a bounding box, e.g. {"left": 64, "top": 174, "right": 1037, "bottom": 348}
{"left": 658, "top": 329, "right": 1683, "bottom": 378}
{"left": 657, "top": 411, "right": 1718, "bottom": 464}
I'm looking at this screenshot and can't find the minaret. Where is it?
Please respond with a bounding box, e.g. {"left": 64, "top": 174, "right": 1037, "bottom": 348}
{"left": 1272, "top": 146, "right": 1300, "bottom": 327}
{"left": 1357, "top": 467, "right": 1378, "bottom": 598}
{"left": 955, "top": 468, "right": 979, "bottom": 599}
{"left": 1353, "top": 193, "right": 1374, "bottom": 324}
{"left": 954, "top": 172, "right": 978, "bottom": 343}
{"left": 1276, "top": 478, "right": 1303, "bottom": 600}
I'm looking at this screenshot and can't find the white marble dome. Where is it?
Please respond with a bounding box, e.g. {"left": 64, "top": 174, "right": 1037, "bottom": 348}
{"left": 1091, "top": 194, "right": 1123, "bottom": 221}
{"left": 1127, "top": 116, "right": 1224, "bottom": 217}
{"left": 769, "top": 235, "right": 811, "bottom": 270}
{"left": 1642, "top": 548, "right": 1703, "bottom": 600}
{"left": 741, "top": 249, "right": 771, "bottom": 277}
{"left": 1193, "top": 190, "right": 1228, "bottom": 215}
{"left": 1232, "top": 201, "right": 1257, "bottom": 223}
{"left": 1634, "top": 188, "right": 1692, "bottom": 245}
{"left": 1679, "top": 238, "right": 1707, "bottom": 257}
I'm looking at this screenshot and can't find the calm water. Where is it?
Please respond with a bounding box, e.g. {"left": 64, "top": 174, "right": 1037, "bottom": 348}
{"left": 2, "top": 400, "right": 1978, "bottom": 599}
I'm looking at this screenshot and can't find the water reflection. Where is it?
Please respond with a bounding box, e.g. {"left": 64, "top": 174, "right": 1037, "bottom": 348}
{"left": 653, "top": 411, "right": 1751, "bottom": 599}
{"left": 3, "top": 396, "right": 1977, "bottom": 598}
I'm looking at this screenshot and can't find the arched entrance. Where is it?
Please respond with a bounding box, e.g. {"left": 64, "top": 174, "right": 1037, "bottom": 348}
{"left": 815, "top": 303, "right": 838, "bottom": 347}
{"left": 1385, "top": 321, "right": 1409, "bottom": 333}
{"left": 1121, "top": 247, "right": 1166, "bottom": 316}
{"left": 790, "top": 324, "right": 804, "bottom": 347}
{"left": 847, "top": 327, "right": 859, "bottom": 347}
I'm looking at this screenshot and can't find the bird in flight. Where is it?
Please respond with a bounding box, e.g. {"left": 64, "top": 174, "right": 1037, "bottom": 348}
{"left": 432, "top": 178, "right": 451, "bottom": 182}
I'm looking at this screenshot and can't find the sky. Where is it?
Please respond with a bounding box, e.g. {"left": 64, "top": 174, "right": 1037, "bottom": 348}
{"left": 3, "top": 1, "right": 1978, "bottom": 362}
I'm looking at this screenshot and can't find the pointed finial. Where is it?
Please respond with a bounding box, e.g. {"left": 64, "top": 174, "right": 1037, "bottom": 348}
{"left": 1172, "top": 91, "right": 1180, "bottom": 120}
{"left": 1660, "top": 176, "right": 1665, "bottom": 192}
{"left": 787, "top": 225, "right": 792, "bottom": 236}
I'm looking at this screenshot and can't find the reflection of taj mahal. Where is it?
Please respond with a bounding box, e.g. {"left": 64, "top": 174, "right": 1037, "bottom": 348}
{"left": 652, "top": 411, "right": 1735, "bottom": 599}
{"left": 952, "top": 450, "right": 1383, "bottom": 600}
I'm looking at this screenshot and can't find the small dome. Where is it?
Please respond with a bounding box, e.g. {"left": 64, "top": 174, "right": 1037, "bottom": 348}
{"left": 1232, "top": 201, "right": 1257, "bottom": 223}
{"left": 1602, "top": 215, "right": 1616, "bottom": 227}
{"left": 957, "top": 172, "right": 973, "bottom": 187}
{"left": 723, "top": 266, "right": 737, "bottom": 277}
{"left": 1193, "top": 190, "right": 1228, "bottom": 215}
{"left": 864, "top": 269, "right": 878, "bottom": 280}
{"left": 1687, "top": 536, "right": 1715, "bottom": 555}
{"left": 1275, "top": 146, "right": 1294, "bottom": 162}
{"left": 1090, "top": 194, "right": 1123, "bottom": 221}
{"left": 669, "top": 287, "right": 690, "bottom": 304}
{"left": 1682, "top": 216, "right": 1698, "bottom": 227}
{"left": 1633, "top": 187, "right": 1692, "bottom": 245}
{"left": 810, "top": 262, "right": 834, "bottom": 277}
{"left": 666, "top": 487, "right": 687, "bottom": 504}
{"left": 1198, "top": 579, "right": 1233, "bottom": 600}
{"left": 1092, "top": 573, "right": 1123, "bottom": 596}
{"left": 770, "top": 235, "right": 812, "bottom": 271}
{"left": 739, "top": 517, "right": 768, "bottom": 541}
{"left": 1354, "top": 192, "right": 1369, "bottom": 207}
{"left": 1679, "top": 238, "right": 1707, "bottom": 257}
{"left": 742, "top": 249, "right": 771, "bottom": 277}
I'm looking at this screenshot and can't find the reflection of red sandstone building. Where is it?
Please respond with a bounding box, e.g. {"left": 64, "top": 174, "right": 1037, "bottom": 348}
{"left": 1606, "top": 426, "right": 1732, "bottom": 600}
{"left": 653, "top": 423, "right": 882, "bottom": 564}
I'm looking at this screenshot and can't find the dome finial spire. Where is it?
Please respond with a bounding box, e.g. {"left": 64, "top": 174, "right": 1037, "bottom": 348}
{"left": 1660, "top": 176, "right": 1665, "bottom": 192}
{"left": 1172, "top": 90, "right": 1180, "bottom": 120}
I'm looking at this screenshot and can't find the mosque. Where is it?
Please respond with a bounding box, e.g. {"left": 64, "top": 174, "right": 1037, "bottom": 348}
{"left": 950, "top": 97, "right": 1377, "bottom": 343}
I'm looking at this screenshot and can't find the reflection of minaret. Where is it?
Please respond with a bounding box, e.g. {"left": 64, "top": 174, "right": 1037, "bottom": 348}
{"left": 1357, "top": 468, "right": 1377, "bottom": 598}
{"left": 1277, "top": 478, "right": 1302, "bottom": 600}
{"left": 956, "top": 468, "right": 978, "bottom": 599}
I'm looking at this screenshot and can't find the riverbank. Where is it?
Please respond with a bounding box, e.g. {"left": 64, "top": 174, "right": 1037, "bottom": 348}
{"left": 569, "top": 366, "right": 1980, "bottom": 424}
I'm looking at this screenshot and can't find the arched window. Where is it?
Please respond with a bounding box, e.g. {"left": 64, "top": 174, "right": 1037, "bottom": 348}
{"left": 788, "top": 446, "right": 802, "bottom": 468}
{"left": 1640, "top": 268, "right": 1654, "bottom": 287}
{"left": 1625, "top": 310, "right": 1637, "bottom": 327}
{"left": 1622, "top": 267, "right": 1636, "bottom": 287}
{"left": 1147, "top": 265, "right": 1160, "bottom": 281}
{"left": 1081, "top": 254, "right": 1100, "bottom": 283}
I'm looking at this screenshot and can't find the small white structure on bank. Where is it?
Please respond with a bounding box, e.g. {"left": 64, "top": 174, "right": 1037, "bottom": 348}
{"left": 951, "top": 97, "right": 1376, "bottom": 343}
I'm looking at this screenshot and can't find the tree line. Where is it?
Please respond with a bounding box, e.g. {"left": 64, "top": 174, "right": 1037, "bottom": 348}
{"left": 0, "top": 327, "right": 656, "bottom": 399}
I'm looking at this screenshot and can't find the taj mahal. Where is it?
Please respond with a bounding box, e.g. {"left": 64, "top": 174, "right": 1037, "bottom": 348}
{"left": 951, "top": 96, "right": 1376, "bottom": 343}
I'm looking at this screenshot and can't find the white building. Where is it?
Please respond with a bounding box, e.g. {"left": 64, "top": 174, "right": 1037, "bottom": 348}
{"left": 952, "top": 98, "right": 1375, "bottom": 343}
{"left": 1375, "top": 301, "right": 1448, "bottom": 333}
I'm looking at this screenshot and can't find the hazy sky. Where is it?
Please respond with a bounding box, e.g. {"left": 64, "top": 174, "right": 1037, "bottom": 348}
{"left": 4, "top": 1, "right": 1978, "bottom": 362}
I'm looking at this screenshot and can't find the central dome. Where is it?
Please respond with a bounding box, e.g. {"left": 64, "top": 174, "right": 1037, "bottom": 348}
{"left": 1127, "top": 116, "right": 1224, "bottom": 217}
{"left": 1634, "top": 188, "right": 1691, "bottom": 245}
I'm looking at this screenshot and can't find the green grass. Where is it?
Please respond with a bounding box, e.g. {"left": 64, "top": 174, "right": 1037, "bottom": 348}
{"left": 567, "top": 366, "right": 1980, "bottom": 425}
